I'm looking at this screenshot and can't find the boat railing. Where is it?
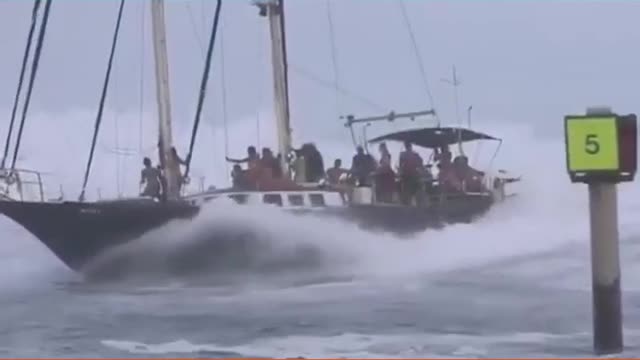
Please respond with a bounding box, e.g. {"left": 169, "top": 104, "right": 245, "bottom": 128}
{"left": 0, "top": 168, "right": 46, "bottom": 202}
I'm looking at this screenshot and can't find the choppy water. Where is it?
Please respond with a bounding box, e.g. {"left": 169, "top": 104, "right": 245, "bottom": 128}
{"left": 2, "top": 171, "right": 640, "bottom": 358}
{"left": 2, "top": 0, "right": 639, "bottom": 355}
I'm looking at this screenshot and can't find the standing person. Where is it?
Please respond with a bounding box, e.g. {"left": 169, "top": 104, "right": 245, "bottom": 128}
{"left": 350, "top": 146, "right": 376, "bottom": 186}
{"left": 260, "top": 147, "right": 282, "bottom": 179}
{"left": 140, "top": 157, "right": 162, "bottom": 200}
{"left": 226, "top": 146, "right": 261, "bottom": 189}
{"left": 292, "top": 143, "right": 325, "bottom": 183}
{"left": 226, "top": 146, "right": 260, "bottom": 169}
{"left": 305, "top": 143, "right": 325, "bottom": 182}
{"left": 374, "top": 142, "right": 395, "bottom": 203}
{"left": 166, "top": 147, "right": 188, "bottom": 195}
{"left": 398, "top": 141, "right": 424, "bottom": 205}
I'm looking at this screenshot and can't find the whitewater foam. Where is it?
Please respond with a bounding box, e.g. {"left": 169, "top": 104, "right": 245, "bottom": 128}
{"left": 1, "top": 106, "right": 640, "bottom": 291}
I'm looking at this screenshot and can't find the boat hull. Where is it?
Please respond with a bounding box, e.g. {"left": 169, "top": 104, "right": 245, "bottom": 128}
{"left": 0, "top": 193, "right": 493, "bottom": 273}
{"left": 288, "top": 195, "right": 493, "bottom": 234}
{"left": 0, "top": 199, "right": 199, "bottom": 271}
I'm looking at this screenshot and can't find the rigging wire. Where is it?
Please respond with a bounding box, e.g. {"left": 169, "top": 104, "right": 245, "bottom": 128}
{"left": 397, "top": 0, "right": 440, "bottom": 126}
{"left": 183, "top": 0, "right": 229, "bottom": 178}
{"left": 185, "top": 2, "right": 206, "bottom": 55}
{"left": 219, "top": 19, "right": 230, "bottom": 176}
{"left": 183, "top": 0, "right": 223, "bottom": 180}
{"left": 138, "top": 0, "right": 146, "bottom": 154}
{"left": 2, "top": 0, "right": 42, "bottom": 169}
{"left": 325, "top": 0, "right": 355, "bottom": 146}
{"left": 288, "top": 64, "right": 385, "bottom": 112}
{"left": 10, "top": 0, "right": 53, "bottom": 171}
{"left": 78, "top": 0, "right": 126, "bottom": 201}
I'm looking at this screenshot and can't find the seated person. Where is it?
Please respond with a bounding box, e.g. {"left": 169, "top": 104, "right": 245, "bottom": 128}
{"left": 231, "top": 164, "right": 249, "bottom": 189}
{"left": 453, "top": 155, "right": 486, "bottom": 193}
{"left": 326, "top": 159, "right": 348, "bottom": 185}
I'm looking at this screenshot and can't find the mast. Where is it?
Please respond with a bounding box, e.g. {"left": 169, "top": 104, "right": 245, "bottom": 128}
{"left": 255, "top": 0, "right": 292, "bottom": 175}
{"left": 150, "top": 0, "right": 180, "bottom": 199}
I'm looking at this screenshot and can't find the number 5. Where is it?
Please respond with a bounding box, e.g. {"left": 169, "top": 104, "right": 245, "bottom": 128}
{"left": 585, "top": 134, "right": 600, "bottom": 154}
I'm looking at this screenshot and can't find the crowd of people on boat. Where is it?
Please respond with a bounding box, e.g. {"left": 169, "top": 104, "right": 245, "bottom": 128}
{"left": 138, "top": 140, "right": 487, "bottom": 204}
{"left": 329, "top": 141, "right": 487, "bottom": 205}
{"left": 220, "top": 141, "right": 486, "bottom": 204}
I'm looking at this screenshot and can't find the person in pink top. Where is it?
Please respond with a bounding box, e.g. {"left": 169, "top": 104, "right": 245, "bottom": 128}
{"left": 375, "top": 142, "right": 396, "bottom": 203}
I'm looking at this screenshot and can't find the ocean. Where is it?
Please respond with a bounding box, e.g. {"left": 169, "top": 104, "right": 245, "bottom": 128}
{"left": 2, "top": 0, "right": 640, "bottom": 356}
{"left": 2, "top": 120, "right": 640, "bottom": 357}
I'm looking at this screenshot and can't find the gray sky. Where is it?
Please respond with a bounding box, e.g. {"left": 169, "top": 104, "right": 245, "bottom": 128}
{"left": 0, "top": 0, "right": 638, "bottom": 196}
{"left": 1, "top": 1, "right": 638, "bottom": 130}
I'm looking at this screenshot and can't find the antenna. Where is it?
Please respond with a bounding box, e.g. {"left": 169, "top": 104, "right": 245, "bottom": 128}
{"left": 440, "top": 65, "right": 462, "bottom": 126}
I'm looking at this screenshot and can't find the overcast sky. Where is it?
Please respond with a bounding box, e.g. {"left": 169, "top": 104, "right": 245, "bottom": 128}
{"left": 0, "top": 0, "right": 638, "bottom": 195}
{"left": 0, "top": 0, "right": 638, "bottom": 134}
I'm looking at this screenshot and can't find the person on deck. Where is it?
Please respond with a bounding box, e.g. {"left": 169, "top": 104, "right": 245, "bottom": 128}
{"left": 166, "top": 147, "right": 189, "bottom": 195}
{"left": 326, "top": 159, "right": 348, "bottom": 185}
{"left": 350, "top": 146, "right": 376, "bottom": 187}
{"left": 140, "top": 157, "right": 162, "bottom": 200}
{"left": 436, "top": 148, "right": 462, "bottom": 193}
{"left": 374, "top": 142, "right": 395, "bottom": 203}
{"left": 226, "top": 146, "right": 260, "bottom": 169}
{"left": 231, "top": 164, "right": 248, "bottom": 189}
{"left": 398, "top": 141, "right": 424, "bottom": 205}
{"left": 306, "top": 144, "right": 325, "bottom": 182}
{"left": 292, "top": 143, "right": 324, "bottom": 183}
{"left": 226, "top": 146, "right": 261, "bottom": 189}
{"left": 260, "top": 147, "right": 283, "bottom": 179}
{"left": 453, "top": 155, "right": 485, "bottom": 193}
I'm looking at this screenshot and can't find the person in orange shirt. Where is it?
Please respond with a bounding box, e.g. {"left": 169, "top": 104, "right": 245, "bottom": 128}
{"left": 226, "top": 146, "right": 261, "bottom": 189}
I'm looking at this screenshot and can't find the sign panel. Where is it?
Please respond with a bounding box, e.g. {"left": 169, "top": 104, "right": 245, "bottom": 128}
{"left": 566, "top": 116, "right": 619, "bottom": 172}
{"left": 564, "top": 113, "right": 637, "bottom": 183}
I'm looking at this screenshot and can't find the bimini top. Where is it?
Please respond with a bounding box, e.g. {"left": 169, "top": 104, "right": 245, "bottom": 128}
{"left": 368, "top": 126, "right": 499, "bottom": 149}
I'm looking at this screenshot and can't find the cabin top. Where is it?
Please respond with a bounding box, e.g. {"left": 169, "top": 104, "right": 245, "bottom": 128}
{"left": 185, "top": 189, "right": 345, "bottom": 209}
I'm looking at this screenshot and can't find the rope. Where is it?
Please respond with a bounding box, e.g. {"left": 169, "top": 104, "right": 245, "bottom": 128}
{"left": 10, "top": 0, "right": 53, "bottom": 171}
{"left": 397, "top": 0, "right": 440, "bottom": 126}
{"left": 78, "top": 0, "right": 126, "bottom": 201}
{"left": 183, "top": 0, "right": 223, "bottom": 180}
{"left": 2, "top": 0, "right": 42, "bottom": 169}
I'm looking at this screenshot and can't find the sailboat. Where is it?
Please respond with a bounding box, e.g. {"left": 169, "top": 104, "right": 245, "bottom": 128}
{"left": 0, "top": 0, "right": 519, "bottom": 273}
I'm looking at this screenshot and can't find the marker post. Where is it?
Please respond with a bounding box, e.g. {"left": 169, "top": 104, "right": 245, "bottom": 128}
{"left": 564, "top": 107, "right": 637, "bottom": 355}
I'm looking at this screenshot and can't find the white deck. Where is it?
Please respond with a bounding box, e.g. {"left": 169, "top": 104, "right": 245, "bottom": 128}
{"left": 183, "top": 188, "right": 347, "bottom": 209}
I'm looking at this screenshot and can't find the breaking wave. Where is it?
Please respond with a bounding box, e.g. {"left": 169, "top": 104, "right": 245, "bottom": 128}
{"left": 1, "top": 106, "right": 639, "bottom": 291}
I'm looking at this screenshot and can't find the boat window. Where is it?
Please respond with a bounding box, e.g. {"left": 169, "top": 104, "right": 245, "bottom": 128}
{"left": 287, "top": 194, "right": 304, "bottom": 206}
{"left": 263, "top": 194, "right": 283, "bottom": 207}
{"left": 228, "top": 194, "right": 248, "bottom": 205}
{"left": 309, "top": 194, "right": 326, "bottom": 207}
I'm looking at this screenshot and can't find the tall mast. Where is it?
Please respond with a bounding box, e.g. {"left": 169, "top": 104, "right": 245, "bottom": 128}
{"left": 255, "top": 0, "right": 291, "bottom": 174}
{"left": 150, "top": 0, "right": 180, "bottom": 199}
